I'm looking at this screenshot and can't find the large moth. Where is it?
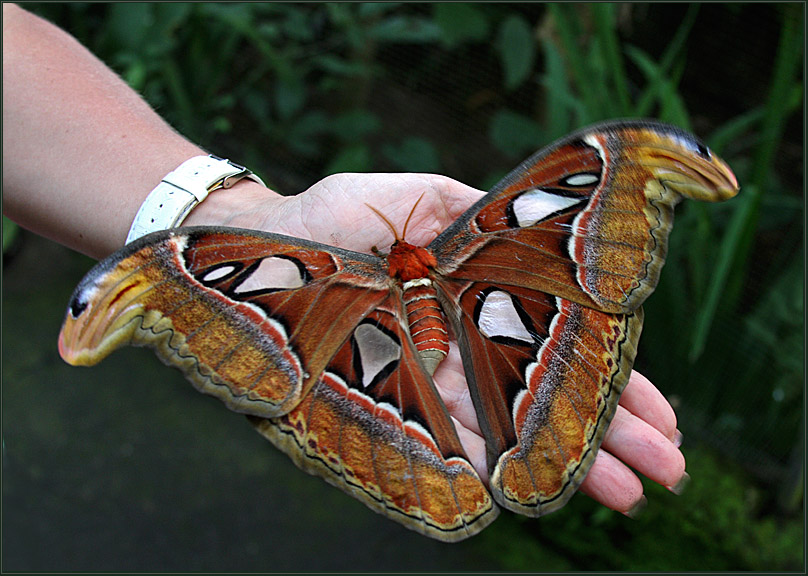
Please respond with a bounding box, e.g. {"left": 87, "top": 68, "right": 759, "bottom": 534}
{"left": 59, "top": 120, "right": 739, "bottom": 541}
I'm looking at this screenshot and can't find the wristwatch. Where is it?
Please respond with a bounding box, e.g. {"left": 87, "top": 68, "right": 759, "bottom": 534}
{"left": 125, "top": 155, "right": 265, "bottom": 244}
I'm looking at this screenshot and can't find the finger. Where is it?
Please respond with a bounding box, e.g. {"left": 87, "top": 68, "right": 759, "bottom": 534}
{"left": 620, "top": 370, "right": 681, "bottom": 444}
{"left": 578, "top": 448, "right": 646, "bottom": 516}
{"left": 432, "top": 343, "right": 489, "bottom": 479}
{"left": 422, "top": 173, "right": 485, "bottom": 222}
{"left": 601, "top": 405, "right": 688, "bottom": 492}
{"left": 433, "top": 343, "right": 482, "bottom": 436}
{"left": 451, "top": 416, "right": 489, "bottom": 484}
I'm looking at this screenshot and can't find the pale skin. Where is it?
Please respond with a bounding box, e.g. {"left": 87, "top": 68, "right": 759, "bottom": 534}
{"left": 3, "top": 4, "right": 686, "bottom": 518}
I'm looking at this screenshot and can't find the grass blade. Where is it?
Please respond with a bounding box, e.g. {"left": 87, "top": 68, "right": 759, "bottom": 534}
{"left": 547, "top": 4, "right": 601, "bottom": 122}
{"left": 591, "top": 4, "right": 631, "bottom": 114}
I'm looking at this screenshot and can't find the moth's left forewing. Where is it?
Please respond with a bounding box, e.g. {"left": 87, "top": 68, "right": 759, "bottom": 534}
{"left": 429, "top": 119, "right": 738, "bottom": 517}
{"left": 431, "top": 120, "right": 739, "bottom": 314}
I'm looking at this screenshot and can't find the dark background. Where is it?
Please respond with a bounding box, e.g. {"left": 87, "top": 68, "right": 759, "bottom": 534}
{"left": 3, "top": 3, "right": 803, "bottom": 571}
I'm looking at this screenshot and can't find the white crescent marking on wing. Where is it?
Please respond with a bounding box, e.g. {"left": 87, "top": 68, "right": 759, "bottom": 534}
{"left": 201, "top": 265, "right": 237, "bottom": 282}
{"left": 354, "top": 323, "right": 401, "bottom": 388}
{"left": 234, "top": 256, "right": 305, "bottom": 293}
{"left": 512, "top": 188, "right": 582, "bottom": 227}
{"left": 478, "top": 290, "right": 533, "bottom": 342}
{"left": 564, "top": 173, "right": 600, "bottom": 186}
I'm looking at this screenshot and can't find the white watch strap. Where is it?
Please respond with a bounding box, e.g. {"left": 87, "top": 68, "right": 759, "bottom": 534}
{"left": 125, "top": 155, "right": 265, "bottom": 244}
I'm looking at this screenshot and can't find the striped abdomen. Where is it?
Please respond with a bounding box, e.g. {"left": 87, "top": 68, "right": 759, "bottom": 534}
{"left": 402, "top": 278, "right": 449, "bottom": 375}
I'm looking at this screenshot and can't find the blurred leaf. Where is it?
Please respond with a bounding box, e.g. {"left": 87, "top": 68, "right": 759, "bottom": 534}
{"left": 626, "top": 45, "right": 691, "bottom": 129}
{"left": 539, "top": 38, "right": 580, "bottom": 138}
{"left": 121, "top": 58, "right": 148, "bottom": 90}
{"left": 243, "top": 91, "right": 272, "bottom": 125}
{"left": 104, "top": 3, "right": 154, "bottom": 52}
{"left": 161, "top": 58, "right": 195, "bottom": 133}
{"left": 707, "top": 108, "right": 766, "bottom": 154}
{"left": 256, "top": 22, "right": 282, "bottom": 43}
{"left": 153, "top": 3, "right": 193, "bottom": 35}
{"left": 287, "top": 110, "right": 330, "bottom": 157}
{"left": 358, "top": 3, "right": 401, "bottom": 18}
{"left": 382, "top": 137, "right": 441, "bottom": 172}
{"left": 275, "top": 74, "right": 307, "bottom": 120}
{"left": 489, "top": 109, "right": 545, "bottom": 158}
{"left": 433, "top": 3, "right": 490, "bottom": 48}
{"left": 583, "top": 38, "right": 618, "bottom": 118}
{"left": 367, "top": 15, "right": 442, "bottom": 43}
{"left": 211, "top": 116, "right": 231, "bottom": 135}
{"left": 688, "top": 184, "right": 757, "bottom": 362}
{"left": 496, "top": 14, "right": 535, "bottom": 90}
{"left": 690, "top": 6, "right": 803, "bottom": 360}
{"left": 745, "top": 253, "right": 803, "bottom": 373}
{"left": 632, "top": 4, "right": 698, "bottom": 118}
{"left": 315, "top": 54, "right": 375, "bottom": 77}
{"left": 546, "top": 4, "right": 601, "bottom": 122}
{"left": 324, "top": 3, "right": 364, "bottom": 50}
{"left": 329, "top": 110, "right": 381, "bottom": 143}
{"left": 282, "top": 6, "right": 316, "bottom": 42}
{"left": 201, "top": 3, "right": 277, "bottom": 63}
{"left": 324, "top": 144, "right": 372, "bottom": 174}
{"left": 591, "top": 3, "right": 631, "bottom": 114}
{"left": 200, "top": 2, "right": 255, "bottom": 32}
{"left": 656, "top": 3, "right": 700, "bottom": 73}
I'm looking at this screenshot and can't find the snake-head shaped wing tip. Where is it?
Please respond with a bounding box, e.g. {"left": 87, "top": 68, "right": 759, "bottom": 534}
{"left": 621, "top": 122, "right": 740, "bottom": 203}
{"left": 57, "top": 241, "right": 159, "bottom": 366}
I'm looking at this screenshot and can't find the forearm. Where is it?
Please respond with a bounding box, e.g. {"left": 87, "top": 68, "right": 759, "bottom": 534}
{"left": 2, "top": 4, "right": 279, "bottom": 259}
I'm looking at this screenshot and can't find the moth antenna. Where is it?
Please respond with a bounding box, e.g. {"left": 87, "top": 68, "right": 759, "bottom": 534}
{"left": 365, "top": 193, "right": 426, "bottom": 243}
{"left": 401, "top": 193, "right": 426, "bottom": 241}
{"left": 365, "top": 203, "right": 402, "bottom": 242}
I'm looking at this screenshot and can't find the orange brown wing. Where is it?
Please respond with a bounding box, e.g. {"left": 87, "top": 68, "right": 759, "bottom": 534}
{"left": 429, "top": 120, "right": 738, "bottom": 515}
{"left": 58, "top": 227, "right": 497, "bottom": 541}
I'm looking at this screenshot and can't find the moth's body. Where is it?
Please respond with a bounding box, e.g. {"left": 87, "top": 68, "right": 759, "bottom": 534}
{"left": 58, "top": 120, "right": 739, "bottom": 542}
{"left": 385, "top": 240, "right": 450, "bottom": 375}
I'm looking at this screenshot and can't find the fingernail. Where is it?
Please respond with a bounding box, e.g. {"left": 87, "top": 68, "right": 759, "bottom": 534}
{"left": 622, "top": 495, "right": 647, "bottom": 519}
{"left": 667, "top": 471, "right": 691, "bottom": 495}
{"left": 673, "top": 429, "right": 684, "bottom": 447}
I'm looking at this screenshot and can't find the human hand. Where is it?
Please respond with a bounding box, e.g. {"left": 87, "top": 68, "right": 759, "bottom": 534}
{"left": 184, "top": 172, "right": 484, "bottom": 251}
{"left": 186, "top": 172, "right": 688, "bottom": 516}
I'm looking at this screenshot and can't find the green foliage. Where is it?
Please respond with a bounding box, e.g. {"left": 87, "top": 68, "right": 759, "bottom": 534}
{"left": 22, "top": 2, "right": 803, "bottom": 570}
{"left": 381, "top": 137, "right": 441, "bottom": 173}
{"left": 433, "top": 3, "right": 489, "bottom": 48}
{"left": 690, "top": 5, "right": 804, "bottom": 360}
{"left": 496, "top": 15, "right": 536, "bottom": 91}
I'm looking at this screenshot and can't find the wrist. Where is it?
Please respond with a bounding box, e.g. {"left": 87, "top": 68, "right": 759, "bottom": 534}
{"left": 180, "top": 178, "right": 287, "bottom": 231}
